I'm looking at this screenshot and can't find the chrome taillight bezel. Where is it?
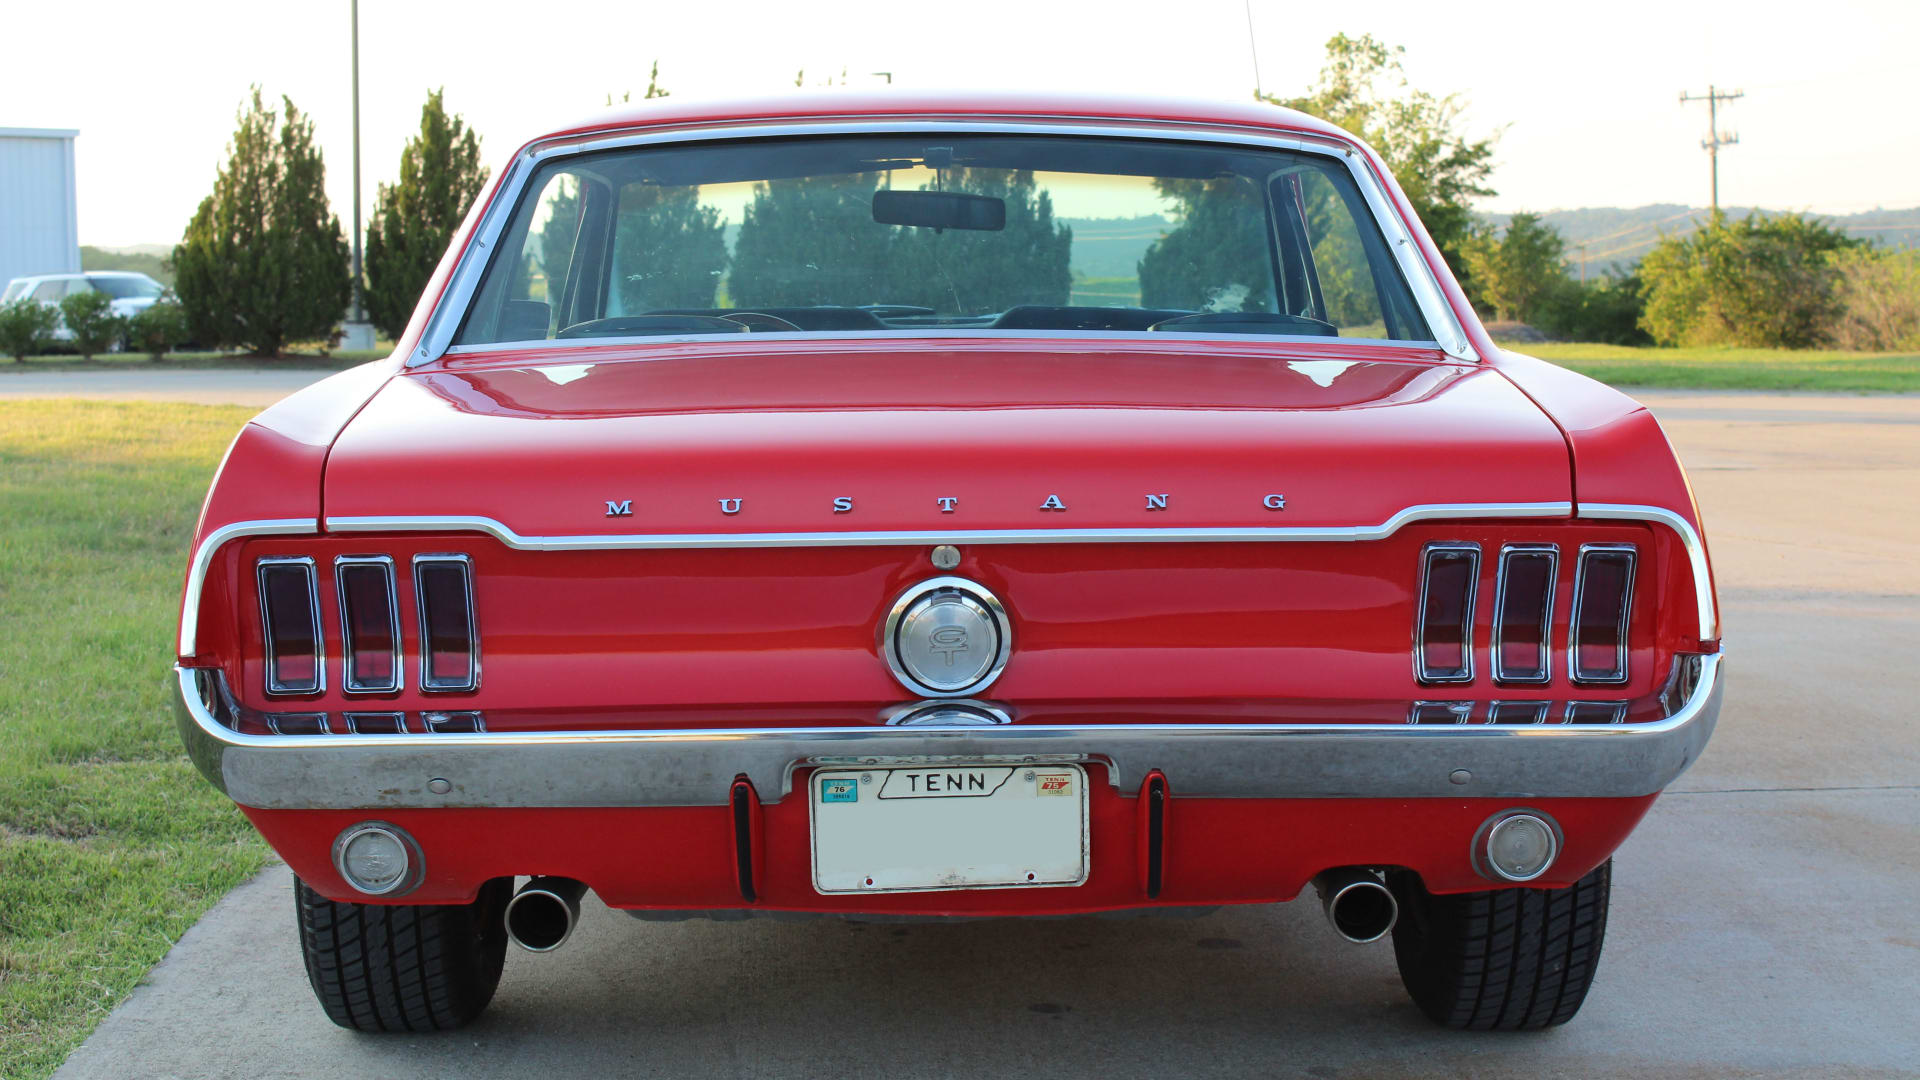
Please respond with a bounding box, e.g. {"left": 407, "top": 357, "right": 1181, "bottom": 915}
{"left": 257, "top": 555, "right": 324, "bottom": 696}
{"left": 1414, "top": 541, "right": 1480, "bottom": 684}
{"left": 413, "top": 553, "right": 480, "bottom": 693}
{"left": 335, "top": 554, "right": 402, "bottom": 694}
{"left": 1491, "top": 543, "right": 1558, "bottom": 684}
{"left": 1570, "top": 543, "right": 1637, "bottom": 684}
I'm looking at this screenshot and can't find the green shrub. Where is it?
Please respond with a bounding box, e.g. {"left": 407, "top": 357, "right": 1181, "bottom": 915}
{"left": 1639, "top": 213, "right": 1860, "bottom": 348}
{"left": 1830, "top": 247, "right": 1920, "bottom": 351}
{"left": 58, "top": 289, "right": 128, "bottom": 359}
{"left": 1535, "top": 272, "right": 1652, "bottom": 346}
{"left": 0, "top": 298, "right": 59, "bottom": 360}
{"left": 127, "top": 298, "right": 190, "bottom": 360}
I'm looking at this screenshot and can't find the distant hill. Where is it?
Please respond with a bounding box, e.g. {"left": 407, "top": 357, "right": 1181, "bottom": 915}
{"left": 1478, "top": 205, "right": 1920, "bottom": 276}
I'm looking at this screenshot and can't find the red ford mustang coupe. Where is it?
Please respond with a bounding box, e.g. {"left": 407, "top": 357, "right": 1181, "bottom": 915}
{"left": 174, "top": 92, "right": 1722, "bottom": 1033}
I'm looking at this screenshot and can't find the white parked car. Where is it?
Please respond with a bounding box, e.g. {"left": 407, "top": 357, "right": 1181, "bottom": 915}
{"left": 0, "top": 271, "right": 166, "bottom": 341}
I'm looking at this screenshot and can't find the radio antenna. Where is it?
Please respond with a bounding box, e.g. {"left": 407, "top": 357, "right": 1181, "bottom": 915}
{"left": 1244, "top": 0, "right": 1264, "bottom": 97}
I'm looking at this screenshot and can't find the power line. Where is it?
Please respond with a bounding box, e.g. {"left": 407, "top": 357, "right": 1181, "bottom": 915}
{"left": 1679, "top": 85, "right": 1743, "bottom": 213}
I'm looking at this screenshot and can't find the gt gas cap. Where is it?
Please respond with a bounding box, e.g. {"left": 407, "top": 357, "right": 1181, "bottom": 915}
{"left": 883, "top": 577, "right": 1012, "bottom": 697}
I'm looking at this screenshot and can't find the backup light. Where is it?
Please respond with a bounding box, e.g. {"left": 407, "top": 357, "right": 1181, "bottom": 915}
{"left": 332, "top": 821, "right": 421, "bottom": 896}
{"left": 1480, "top": 812, "right": 1559, "bottom": 883}
{"left": 257, "top": 556, "right": 323, "bottom": 695}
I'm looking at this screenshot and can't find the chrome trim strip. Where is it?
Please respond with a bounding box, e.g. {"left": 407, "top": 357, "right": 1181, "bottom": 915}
{"left": 1413, "top": 542, "right": 1480, "bottom": 685}
{"left": 1570, "top": 543, "right": 1637, "bottom": 685}
{"left": 411, "top": 118, "right": 1476, "bottom": 366}
{"left": 172, "top": 653, "right": 1722, "bottom": 808}
{"left": 257, "top": 555, "right": 324, "bottom": 696}
{"left": 413, "top": 553, "right": 480, "bottom": 693}
{"left": 1491, "top": 543, "right": 1558, "bottom": 684}
{"left": 180, "top": 518, "right": 318, "bottom": 656}
{"left": 334, "top": 554, "right": 402, "bottom": 694}
{"left": 439, "top": 327, "right": 1455, "bottom": 359}
{"left": 1580, "top": 503, "right": 1715, "bottom": 641}
{"left": 326, "top": 502, "right": 1572, "bottom": 551}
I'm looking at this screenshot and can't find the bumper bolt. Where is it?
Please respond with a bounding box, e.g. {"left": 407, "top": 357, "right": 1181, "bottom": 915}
{"left": 427, "top": 778, "right": 452, "bottom": 794}
{"left": 1449, "top": 769, "right": 1471, "bottom": 786}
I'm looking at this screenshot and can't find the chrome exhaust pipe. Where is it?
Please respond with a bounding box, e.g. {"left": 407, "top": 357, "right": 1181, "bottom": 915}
{"left": 505, "top": 876, "right": 588, "bottom": 952}
{"left": 1313, "top": 867, "right": 1398, "bottom": 944}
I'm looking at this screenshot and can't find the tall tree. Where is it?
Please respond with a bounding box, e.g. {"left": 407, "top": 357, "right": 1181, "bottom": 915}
{"left": 1139, "top": 177, "right": 1273, "bottom": 312}
{"left": 362, "top": 89, "right": 489, "bottom": 339}
{"left": 174, "top": 88, "right": 350, "bottom": 355}
{"left": 1261, "top": 34, "right": 1497, "bottom": 289}
{"left": 1463, "top": 212, "right": 1568, "bottom": 323}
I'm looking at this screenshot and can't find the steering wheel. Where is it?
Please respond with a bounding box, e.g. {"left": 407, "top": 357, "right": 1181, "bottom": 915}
{"left": 556, "top": 315, "right": 749, "bottom": 339}
{"left": 719, "top": 312, "right": 806, "bottom": 333}
{"left": 1147, "top": 311, "right": 1341, "bottom": 337}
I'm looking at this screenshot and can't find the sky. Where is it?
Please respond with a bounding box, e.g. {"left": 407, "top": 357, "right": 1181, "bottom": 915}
{"left": 4, "top": 0, "right": 1916, "bottom": 249}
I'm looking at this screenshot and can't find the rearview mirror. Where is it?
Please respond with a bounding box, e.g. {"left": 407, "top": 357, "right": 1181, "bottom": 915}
{"left": 872, "top": 190, "right": 1006, "bottom": 232}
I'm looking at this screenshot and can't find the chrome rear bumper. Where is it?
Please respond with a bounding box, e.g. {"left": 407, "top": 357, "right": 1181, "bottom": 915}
{"left": 173, "top": 654, "right": 1721, "bottom": 810}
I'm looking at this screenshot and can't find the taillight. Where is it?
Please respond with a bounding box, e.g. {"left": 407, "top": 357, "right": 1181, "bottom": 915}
{"left": 1570, "top": 544, "right": 1636, "bottom": 684}
{"left": 335, "top": 555, "right": 401, "bottom": 693}
{"left": 257, "top": 556, "right": 323, "bottom": 695}
{"left": 1492, "top": 544, "right": 1557, "bottom": 683}
{"left": 1415, "top": 542, "right": 1479, "bottom": 684}
{"left": 414, "top": 554, "right": 479, "bottom": 692}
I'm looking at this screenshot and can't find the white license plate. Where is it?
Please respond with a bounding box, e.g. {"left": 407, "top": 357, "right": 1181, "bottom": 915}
{"left": 809, "top": 763, "right": 1089, "bottom": 894}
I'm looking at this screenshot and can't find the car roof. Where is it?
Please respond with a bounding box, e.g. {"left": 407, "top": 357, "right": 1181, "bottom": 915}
{"left": 532, "top": 90, "right": 1357, "bottom": 151}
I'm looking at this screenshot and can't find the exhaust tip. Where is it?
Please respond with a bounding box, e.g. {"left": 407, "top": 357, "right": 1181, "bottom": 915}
{"left": 1314, "top": 868, "right": 1399, "bottom": 944}
{"left": 505, "top": 877, "right": 587, "bottom": 952}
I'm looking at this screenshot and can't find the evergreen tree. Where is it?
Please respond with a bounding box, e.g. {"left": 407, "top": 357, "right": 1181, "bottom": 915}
{"left": 1463, "top": 212, "right": 1568, "bottom": 323}
{"left": 611, "top": 184, "right": 729, "bottom": 310}
{"left": 1138, "top": 178, "right": 1272, "bottom": 312}
{"left": 174, "top": 88, "right": 351, "bottom": 355}
{"left": 730, "top": 173, "right": 893, "bottom": 307}
{"left": 362, "top": 89, "right": 489, "bottom": 339}
{"left": 889, "top": 169, "right": 1073, "bottom": 312}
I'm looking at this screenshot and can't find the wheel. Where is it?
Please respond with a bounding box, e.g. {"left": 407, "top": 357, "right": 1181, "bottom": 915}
{"left": 1386, "top": 859, "right": 1611, "bottom": 1031}
{"left": 294, "top": 875, "right": 510, "bottom": 1032}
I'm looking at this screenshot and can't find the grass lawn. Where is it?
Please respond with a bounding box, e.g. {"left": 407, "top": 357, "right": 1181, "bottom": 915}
{"left": 0, "top": 401, "right": 270, "bottom": 1080}
{"left": 1518, "top": 342, "right": 1920, "bottom": 393}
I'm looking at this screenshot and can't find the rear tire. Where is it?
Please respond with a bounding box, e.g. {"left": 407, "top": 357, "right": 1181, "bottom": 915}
{"left": 1387, "top": 859, "right": 1611, "bottom": 1030}
{"left": 295, "top": 876, "right": 510, "bottom": 1032}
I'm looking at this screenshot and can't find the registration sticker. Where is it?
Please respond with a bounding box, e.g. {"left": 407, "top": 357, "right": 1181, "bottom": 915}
{"left": 820, "top": 776, "right": 859, "bottom": 803}
{"left": 1034, "top": 771, "right": 1075, "bottom": 797}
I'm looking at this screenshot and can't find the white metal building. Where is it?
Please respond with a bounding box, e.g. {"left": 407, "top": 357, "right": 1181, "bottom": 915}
{"left": 0, "top": 127, "right": 80, "bottom": 286}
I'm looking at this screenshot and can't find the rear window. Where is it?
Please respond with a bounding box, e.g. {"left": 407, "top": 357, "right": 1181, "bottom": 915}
{"left": 454, "top": 134, "right": 1432, "bottom": 347}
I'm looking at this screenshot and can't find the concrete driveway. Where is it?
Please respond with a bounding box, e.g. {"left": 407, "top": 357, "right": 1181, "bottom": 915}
{"left": 52, "top": 390, "right": 1920, "bottom": 1078}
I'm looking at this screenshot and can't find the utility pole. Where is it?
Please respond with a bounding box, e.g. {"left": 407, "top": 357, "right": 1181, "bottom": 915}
{"left": 343, "top": 0, "right": 374, "bottom": 349}
{"left": 1679, "top": 85, "right": 1742, "bottom": 214}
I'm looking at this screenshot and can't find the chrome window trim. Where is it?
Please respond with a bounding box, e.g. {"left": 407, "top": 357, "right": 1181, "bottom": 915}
{"left": 438, "top": 327, "right": 1458, "bottom": 359}
{"left": 1569, "top": 543, "right": 1637, "bottom": 685}
{"left": 1413, "top": 541, "right": 1480, "bottom": 685}
{"left": 334, "top": 554, "right": 402, "bottom": 694}
{"left": 881, "top": 576, "right": 1014, "bottom": 699}
{"left": 180, "top": 518, "right": 318, "bottom": 656}
{"left": 1491, "top": 543, "right": 1558, "bottom": 684}
{"left": 256, "top": 555, "right": 324, "bottom": 696}
{"left": 413, "top": 553, "right": 480, "bottom": 693}
{"left": 173, "top": 652, "right": 1722, "bottom": 807}
{"left": 412, "top": 117, "right": 1477, "bottom": 366}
